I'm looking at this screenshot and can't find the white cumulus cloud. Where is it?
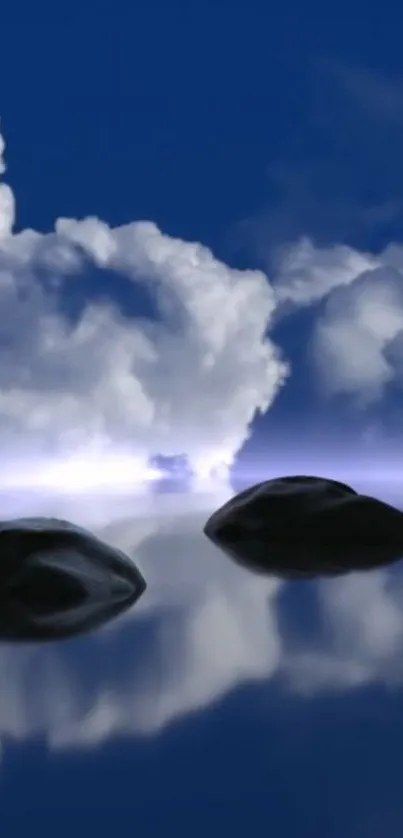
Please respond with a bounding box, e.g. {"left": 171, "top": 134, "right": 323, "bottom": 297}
{"left": 310, "top": 266, "right": 403, "bottom": 405}
{"left": 0, "top": 123, "right": 15, "bottom": 239}
{"left": 0, "top": 124, "right": 289, "bottom": 486}
{"left": 273, "top": 236, "right": 403, "bottom": 405}
{"left": 273, "top": 236, "right": 378, "bottom": 308}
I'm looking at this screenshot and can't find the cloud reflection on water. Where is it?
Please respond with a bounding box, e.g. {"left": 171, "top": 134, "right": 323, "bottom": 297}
{"left": 0, "top": 479, "right": 402, "bottom": 753}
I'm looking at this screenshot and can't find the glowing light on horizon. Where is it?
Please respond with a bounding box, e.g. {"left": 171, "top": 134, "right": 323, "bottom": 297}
{"left": 0, "top": 452, "right": 165, "bottom": 494}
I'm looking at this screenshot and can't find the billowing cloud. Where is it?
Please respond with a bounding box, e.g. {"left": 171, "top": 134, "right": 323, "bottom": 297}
{"left": 310, "top": 266, "right": 403, "bottom": 405}
{"left": 0, "top": 126, "right": 289, "bottom": 485}
{"left": 273, "top": 236, "right": 378, "bottom": 309}
{"left": 273, "top": 237, "right": 403, "bottom": 405}
{"left": 0, "top": 123, "right": 15, "bottom": 238}
{"left": 3, "top": 117, "right": 403, "bottom": 482}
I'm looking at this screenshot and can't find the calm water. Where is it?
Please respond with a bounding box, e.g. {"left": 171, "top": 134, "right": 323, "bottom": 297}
{"left": 0, "top": 479, "right": 403, "bottom": 836}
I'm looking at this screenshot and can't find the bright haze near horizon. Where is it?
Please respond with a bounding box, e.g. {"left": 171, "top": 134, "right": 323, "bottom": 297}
{"left": 1, "top": 1, "right": 403, "bottom": 835}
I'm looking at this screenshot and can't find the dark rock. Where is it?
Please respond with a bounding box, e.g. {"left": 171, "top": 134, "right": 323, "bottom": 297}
{"left": 203, "top": 475, "right": 403, "bottom": 578}
{"left": 0, "top": 517, "right": 146, "bottom": 641}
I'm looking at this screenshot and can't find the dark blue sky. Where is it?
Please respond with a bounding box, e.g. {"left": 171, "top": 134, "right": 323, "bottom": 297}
{"left": 1, "top": 0, "right": 403, "bottom": 835}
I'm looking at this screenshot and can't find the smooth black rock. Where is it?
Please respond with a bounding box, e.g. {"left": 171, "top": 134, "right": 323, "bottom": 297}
{"left": 203, "top": 475, "right": 403, "bottom": 578}
{"left": 0, "top": 517, "right": 146, "bottom": 641}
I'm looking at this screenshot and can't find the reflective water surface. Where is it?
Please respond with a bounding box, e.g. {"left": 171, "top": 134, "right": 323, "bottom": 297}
{"left": 1, "top": 478, "right": 403, "bottom": 836}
